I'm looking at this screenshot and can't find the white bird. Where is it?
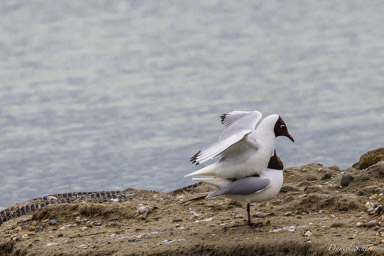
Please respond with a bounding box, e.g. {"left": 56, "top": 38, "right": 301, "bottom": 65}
{"left": 185, "top": 110, "right": 293, "bottom": 179}
{"left": 185, "top": 151, "right": 285, "bottom": 228}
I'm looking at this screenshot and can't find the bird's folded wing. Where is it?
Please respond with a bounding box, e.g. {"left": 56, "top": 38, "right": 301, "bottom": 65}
{"left": 207, "top": 177, "right": 271, "bottom": 198}
{"left": 190, "top": 129, "right": 252, "bottom": 165}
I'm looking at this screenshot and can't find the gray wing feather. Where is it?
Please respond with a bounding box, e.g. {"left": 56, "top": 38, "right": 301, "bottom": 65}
{"left": 207, "top": 177, "right": 271, "bottom": 198}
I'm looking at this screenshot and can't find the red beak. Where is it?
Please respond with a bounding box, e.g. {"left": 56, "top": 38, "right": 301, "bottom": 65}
{"left": 287, "top": 133, "right": 294, "bottom": 143}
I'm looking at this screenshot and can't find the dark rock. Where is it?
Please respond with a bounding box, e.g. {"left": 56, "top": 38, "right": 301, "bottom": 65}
{"left": 280, "top": 185, "right": 300, "bottom": 193}
{"left": 367, "top": 220, "right": 378, "bottom": 228}
{"left": 330, "top": 223, "right": 344, "bottom": 228}
{"left": 353, "top": 148, "right": 384, "bottom": 169}
{"left": 48, "top": 220, "right": 58, "bottom": 225}
{"left": 306, "top": 176, "right": 318, "bottom": 181}
{"left": 172, "top": 218, "right": 183, "bottom": 223}
{"left": 297, "top": 180, "right": 312, "bottom": 187}
{"left": 128, "top": 239, "right": 141, "bottom": 243}
{"left": 340, "top": 174, "right": 354, "bottom": 187}
{"left": 321, "top": 173, "right": 332, "bottom": 180}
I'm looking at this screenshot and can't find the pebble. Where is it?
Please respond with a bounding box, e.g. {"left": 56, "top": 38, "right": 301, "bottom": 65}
{"left": 29, "top": 226, "right": 36, "bottom": 232}
{"left": 318, "top": 210, "right": 326, "bottom": 214}
{"left": 79, "top": 244, "right": 88, "bottom": 249}
{"left": 108, "top": 217, "right": 119, "bottom": 222}
{"left": 367, "top": 220, "right": 378, "bottom": 228}
{"left": 93, "top": 222, "right": 102, "bottom": 226}
{"left": 48, "top": 220, "right": 58, "bottom": 225}
{"left": 356, "top": 222, "right": 363, "bottom": 227}
{"left": 46, "top": 242, "right": 59, "bottom": 247}
{"left": 340, "top": 174, "right": 354, "bottom": 187}
{"left": 253, "top": 212, "right": 263, "bottom": 218}
{"left": 304, "top": 231, "right": 312, "bottom": 237}
{"left": 172, "top": 218, "right": 183, "bottom": 223}
{"left": 321, "top": 173, "right": 332, "bottom": 180}
{"left": 58, "top": 233, "right": 63, "bottom": 237}
{"left": 128, "top": 239, "right": 141, "bottom": 243}
{"left": 35, "top": 226, "right": 43, "bottom": 232}
{"left": 234, "top": 214, "right": 243, "bottom": 219}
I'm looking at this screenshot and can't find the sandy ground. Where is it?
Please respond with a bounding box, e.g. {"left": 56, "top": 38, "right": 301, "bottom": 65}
{"left": 1, "top": 149, "right": 384, "bottom": 255}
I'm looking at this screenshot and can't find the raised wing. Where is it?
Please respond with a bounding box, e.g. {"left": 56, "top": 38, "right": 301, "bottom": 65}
{"left": 190, "top": 129, "right": 252, "bottom": 165}
{"left": 207, "top": 177, "right": 271, "bottom": 198}
{"left": 218, "top": 111, "right": 262, "bottom": 140}
{"left": 220, "top": 110, "right": 262, "bottom": 128}
{"left": 190, "top": 111, "right": 263, "bottom": 165}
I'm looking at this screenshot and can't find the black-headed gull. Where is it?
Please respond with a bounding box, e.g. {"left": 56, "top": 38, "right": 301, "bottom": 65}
{"left": 185, "top": 110, "right": 293, "bottom": 179}
{"left": 186, "top": 151, "right": 284, "bottom": 228}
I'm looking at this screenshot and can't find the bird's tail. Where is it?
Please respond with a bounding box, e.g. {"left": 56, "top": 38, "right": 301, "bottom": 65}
{"left": 184, "top": 163, "right": 218, "bottom": 178}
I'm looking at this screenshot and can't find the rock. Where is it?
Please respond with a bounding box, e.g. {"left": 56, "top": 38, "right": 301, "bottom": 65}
{"left": 321, "top": 173, "right": 332, "bottom": 180}
{"left": 318, "top": 210, "right": 326, "bottom": 214}
{"left": 253, "top": 212, "right": 263, "bottom": 218}
{"left": 367, "top": 220, "right": 378, "bottom": 228}
{"left": 330, "top": 223, "right": 344, "bottom": 228}
{"left": 353, "top": 148, "right": 384, "bottom": 169}
{"left": 48, "top": 220, "right": 58, "bottom": 225}
{"left": 108, "top": 217, "right": 119, "bottom": 222}
{"left": 356, "top": 222, "right": 363, "bottom": 227}
{"left": 306, "top": 176, "right": 318, "bottom": 181}
{"left": 340, "top": 174, "right": 354, "bottom": 187}
{"left": 280, "top": 185, "right": 300, "bottom": 193}
{"left": 172, "top": 218, "right": 183, "bottom": 223}
{"left": 366, "top": 161, "right": 384, "bottom": 178}
{"left": 297, "top": 180, "right": 312, "bottom": 187}
{"left": 234, "top": 214, "right": 243, "bottom": 219}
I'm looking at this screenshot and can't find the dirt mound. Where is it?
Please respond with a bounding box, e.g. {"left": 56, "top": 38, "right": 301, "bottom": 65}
{"left": 1, "top": 149, "right": 384, "bottom": 255}
{"left": 353, "top": 148, "right": 384, "bottom": 169}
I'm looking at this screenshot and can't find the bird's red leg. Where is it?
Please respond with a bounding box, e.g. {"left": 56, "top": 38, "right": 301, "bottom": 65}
{"left": 247, "top": 203, "right": 263, "bottom": 228}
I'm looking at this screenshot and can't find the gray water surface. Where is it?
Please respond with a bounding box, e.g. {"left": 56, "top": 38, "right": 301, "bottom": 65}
{"left": 1, "top": 0, "right": 384, "bottom": 209}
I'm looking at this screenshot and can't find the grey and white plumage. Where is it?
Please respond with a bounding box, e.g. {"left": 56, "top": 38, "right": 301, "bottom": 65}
{"left": 186, "top": 110, "right": 293, "bottom": 179}
{"left": 187, "top": 151, "right": 285, "bottom": 228}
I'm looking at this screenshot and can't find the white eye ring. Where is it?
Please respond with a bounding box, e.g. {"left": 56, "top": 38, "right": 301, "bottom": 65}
{"left": 280, "top": 124, "right": 286, "bottom": 129}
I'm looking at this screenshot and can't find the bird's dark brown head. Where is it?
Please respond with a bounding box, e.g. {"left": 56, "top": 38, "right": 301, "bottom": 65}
{"left": 274, "top": 116, "right": 294, "bottom": 142}
{"left": 267, "top": 150, "right": 284, "bottom": 170}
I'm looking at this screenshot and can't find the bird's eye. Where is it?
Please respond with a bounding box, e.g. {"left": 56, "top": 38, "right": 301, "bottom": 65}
{"left": 280, "top": 124, "right": 286, "bottom": 129}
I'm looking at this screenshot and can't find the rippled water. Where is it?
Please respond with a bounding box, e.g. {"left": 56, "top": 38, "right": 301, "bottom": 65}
{"left": 1, "top": 0, "right": 383, "bottom": 209}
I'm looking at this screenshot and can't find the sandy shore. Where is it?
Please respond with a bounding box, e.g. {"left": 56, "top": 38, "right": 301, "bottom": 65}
{"left": 1, "top": 148, "right": 384, "bottom": 255}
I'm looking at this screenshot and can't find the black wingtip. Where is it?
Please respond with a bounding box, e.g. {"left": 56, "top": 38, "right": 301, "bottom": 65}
{"left": 190, "top": 150, "right": 201, "bottom": 165}
{"left": 220, "top": 114, "right": 227, "bottom": 124}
